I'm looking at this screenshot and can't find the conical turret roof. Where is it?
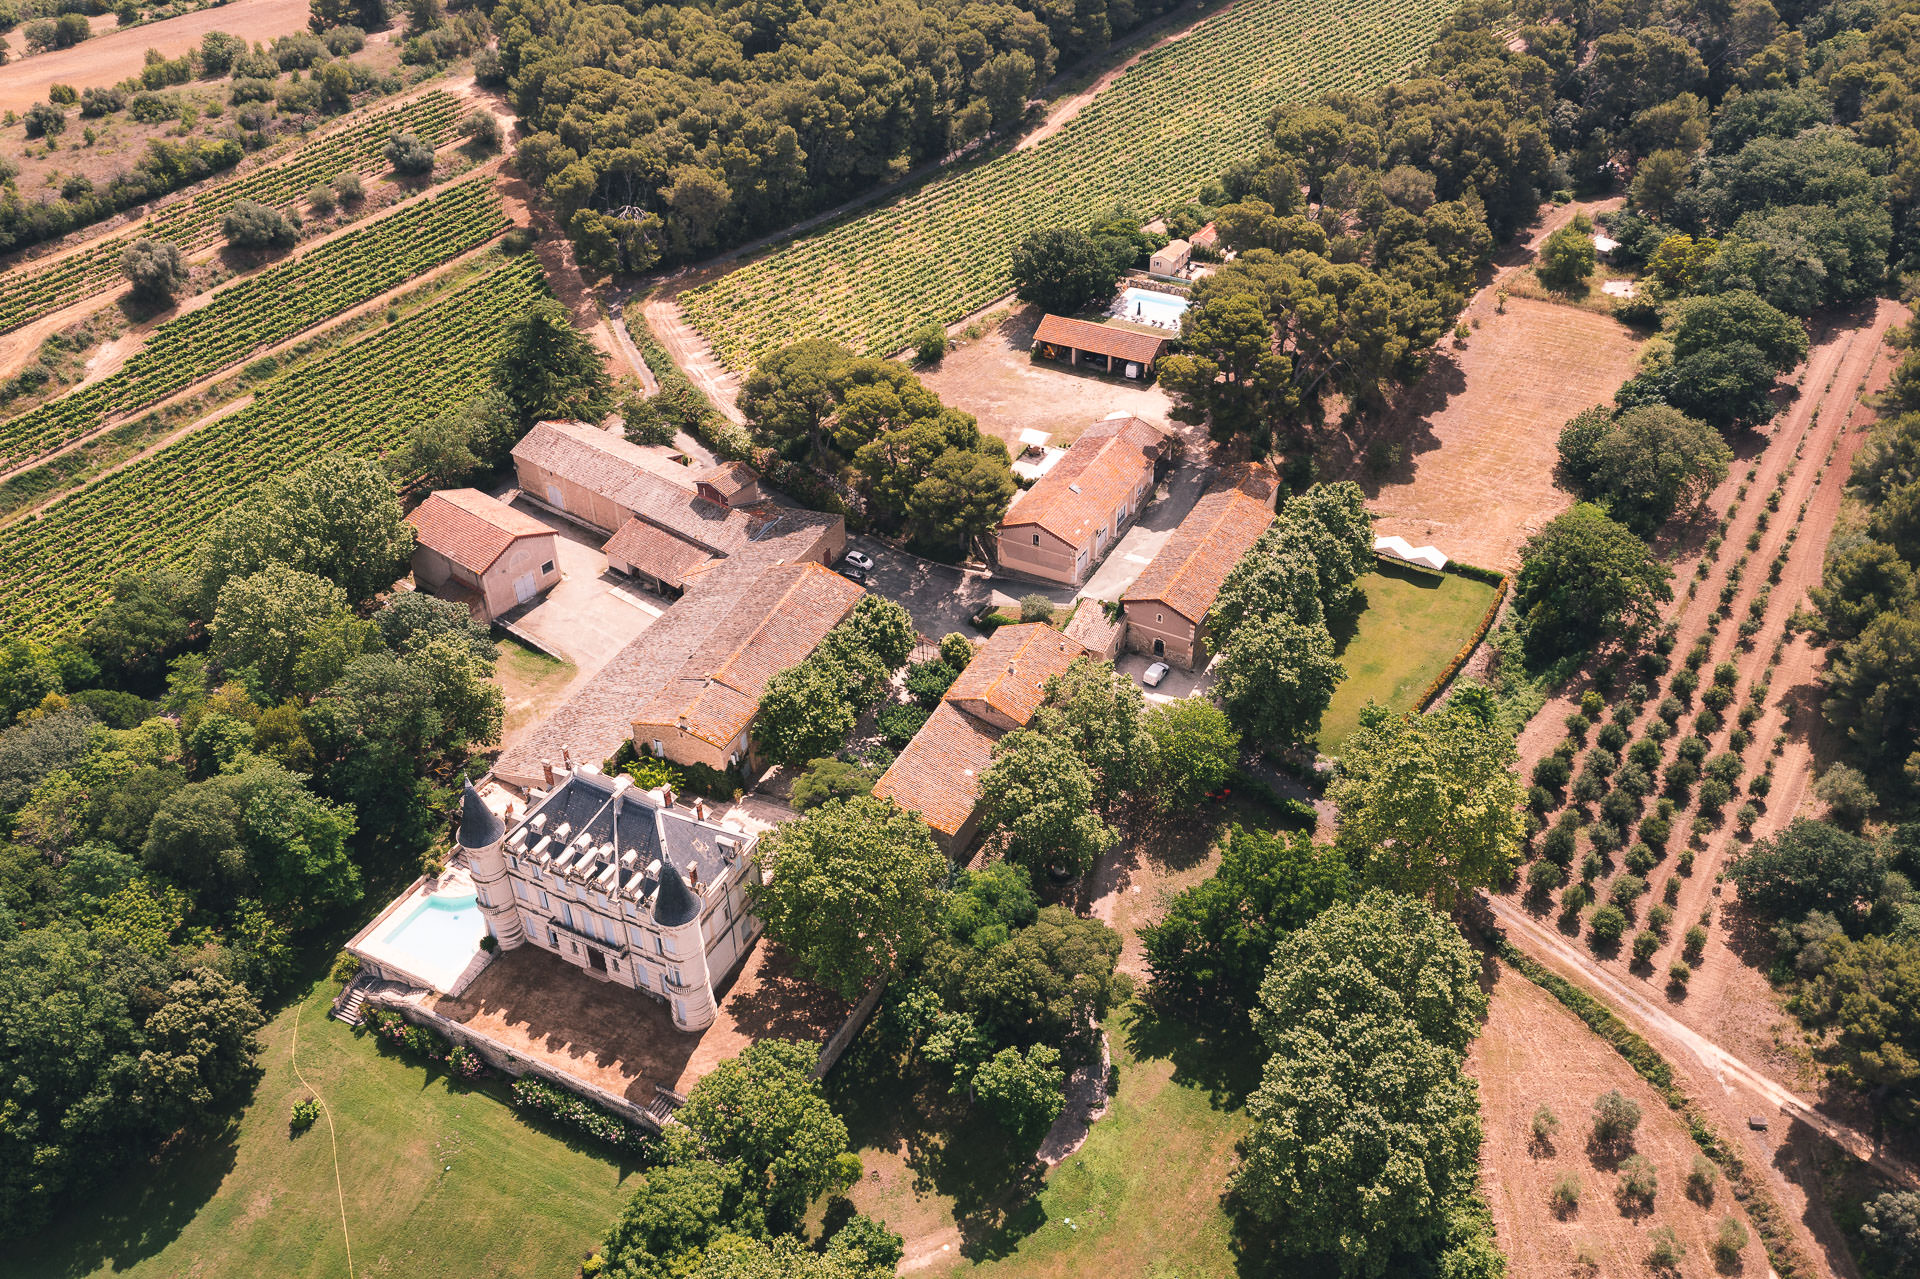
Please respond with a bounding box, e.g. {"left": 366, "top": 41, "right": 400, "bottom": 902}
{"left": 652, "top": 861, "right": 700, "bottom": 928}
{"left": 458, "top": 780, "right": 505, "bottom": 849}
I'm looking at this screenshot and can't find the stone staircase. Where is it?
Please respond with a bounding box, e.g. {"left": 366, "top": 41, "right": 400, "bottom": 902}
{"left": 333, "top": 974, "right": 372, "bottom": 1026}
{"left": 644, "top": 1084, "right": 686, "bottom": 1127}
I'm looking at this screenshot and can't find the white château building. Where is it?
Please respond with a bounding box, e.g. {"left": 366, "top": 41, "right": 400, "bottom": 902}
{"left": 458, "top": 769, "right": 762, "bottom": 1031}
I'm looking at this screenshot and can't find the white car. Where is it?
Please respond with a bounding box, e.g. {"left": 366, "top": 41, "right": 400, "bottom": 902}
{"left": 1142, "top": 661, "right": 1170, "bottom": 688}
{"left": 843, "top": 549, "right": 875, "bottom": 572}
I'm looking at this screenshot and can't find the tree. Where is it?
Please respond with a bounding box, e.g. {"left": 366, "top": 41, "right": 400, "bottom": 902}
{"left": 1280, "top": 482, "right": 1377, "bottom": 621}
{"left": 1860, "top": 1191, "right": 1920, "bottom": 1276}
{"left": 1214, "top": 612, "right": 1343, "bottom": 745}
{"left": 740, "top": 340, "right": 850, "bottom": 458}
{"left": 120, "top": 238, "right": 189, "bottom": 307}
{"left": 970, "top": 1043, "right": 1065, "bottom": 1142}
{"left": 1209, "top": 529, "right": 1329, "bottom": 644}
{"left": 754, "top": 662, "right": 858, "bottom": 767}
{"left": 1726, "top": 818, "right": 1884, "bottom": 925}
{"left": 374, "top": 588, "right": 495, "bottom": 662}
{"left": 829, "top": 595, "right": 916, "bottom": 672}
{"left": 1629, "top": 149, "right": 1691, "bottom": 219}
{"left": 976, "top": 710, "right": 1117, "bottom": 879}
{"left": 1536, "top": 216, "right": 1596, "bottom": 292}
{"left": 1516, "top": 503, "right": 1672, "bottom": 660}
{"left": 208, "top": 564, "right": 351, "bottom": 698}
{"left": 905, "top": 444, "right": 1016, "bottom": 556}
{"left": 1815, "top": 763, "right": 1877, "bottom": 830}
{"left": 397, "top": 395, "right": 515, "bottom": 488}
{"left": 195, "top": 456, "right": 414, "bottom": 608}
{"left": 1791, "top": 933, "right": 1920, "bottom": 1116}
{"left": 1824, "top": 601, "right": 1920, "bottom": 780}
{"left": 671, "top": 1039, "right": 854, "bottom": 1230}
{"left": 790, "top": 758, "right": 874, "bottom": 810}
{"left": 1143, "top": 825, "right": 1350, "bottom": 1021}
{"left": 1330, "top": 699, "right": 1526, "bottom": 907}
{"left": 1557, "top": 405, "right": 1732, "bottom": 534}
{"left": 600, "top": 1158, "right": 761, "bottom": 1277}
{"left": 923, "top": 905, "right": 1128, "bottom": 1061}
{"left": 1254, "top": 890, "right": 1488, "bottom": 1056}
{"left": 939, "top": 861, "right": 1037, "bottom": 948}
{"left": 222, "top": 199, "right": 297, "bottom": 250}
{"left": 134, "top": 967, "right": 265, "bottom": 1132}
{"left": 1142, "top": 697, "right": 1238, "bottom": 811}
{"left": 750, "top": 796, "right": 945, "bottom": 1000}
{"left": 143, "top": 761, "right": 359, "bottom": 912}
{"left": 80, "top": 570, "right": 194, "bottom": 693}
{"left": 23, "top": 101, "right": 67, "bottom": 138}
{"left": 1638, "top": 290, "right": 1809, "bottom": 432}
{"left": 1009, "top": 226, "right": 1124, "bottom": 314}
{"left": 1232, "top": 1012, "right": 1483, "bottom": 1278}
{"left": 493, "top": 298, "right": 613, "bottom": 425}
{"left": 1040, "top": 656, "right": 1155, "bottom": 809}
{"left": 384, "top": 128, "right": 436, "bottom": 175}
{"left": 1812, "top": 542, "right": 1916, "bottom": 645}
{"left": 1591, "top": 1089, "right": 1642, "bottom": 1151}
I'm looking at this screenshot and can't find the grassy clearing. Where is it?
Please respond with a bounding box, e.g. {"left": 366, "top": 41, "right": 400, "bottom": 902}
{"left": 829, "top": 1003, "right": 1255, "bottom": 1277}
{"left": 19, "top": 978, "right": 638, "bottom": 1279}
{"left": 495, "top": 635, "right": 579, "bottom": 744}
{"left": 1316, "top": 566, "right": 1499, "bottom": 751}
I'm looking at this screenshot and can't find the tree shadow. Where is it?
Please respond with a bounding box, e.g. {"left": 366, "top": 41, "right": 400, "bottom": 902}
{"left": 1124, "top": 1003, "right": 1262, "bottom": 1111}
{"left": 15, "top": 1125, "right": 240, "bottom": 1277}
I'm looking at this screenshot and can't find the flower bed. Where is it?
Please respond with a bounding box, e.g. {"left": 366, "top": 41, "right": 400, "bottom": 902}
{"left": 510, "top": 1078, "right": 656, "bottom": 1155}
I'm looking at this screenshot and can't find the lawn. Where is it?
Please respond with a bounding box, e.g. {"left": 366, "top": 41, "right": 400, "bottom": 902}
{"left": 1316, "top": 565, "right": 1499, "bottom": 752}
{"left": 495, "top": 635, "right": 579, "bottom": 745}
{"left": 18, "top": 977, "right": 640, "bottom": 1279}
{"left": 828, "top": 1002, "right": 1256, "bottom": 1277}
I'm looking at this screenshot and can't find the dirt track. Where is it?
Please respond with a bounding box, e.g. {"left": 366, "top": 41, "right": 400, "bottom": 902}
{"left": 0, "top": 0, "right": 312, "bottom": 113}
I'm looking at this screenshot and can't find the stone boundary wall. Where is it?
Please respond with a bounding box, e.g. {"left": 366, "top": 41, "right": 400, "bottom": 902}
{"left": 813, "top": 979, "right": 886, "bottom": 1078}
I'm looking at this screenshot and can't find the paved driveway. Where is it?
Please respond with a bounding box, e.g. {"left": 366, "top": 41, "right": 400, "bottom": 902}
{"left": 496, "top": 497, "right": 663, "bottom": 675}
{"left": 1075, "top": 446, "right": 1212, "bottom": 603}
{"left": 844, "top": 534, "right": 997, "bottom": 640}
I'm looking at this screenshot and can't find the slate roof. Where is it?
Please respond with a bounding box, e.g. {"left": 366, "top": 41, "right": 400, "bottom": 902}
{"left": 1032, "top": 314, "right": 1171, "bottom": 366}
{"left": 1000, "top": 414, "right": 1166, "bottom": 547}
{"left": 1123, "top": 487, "right": 1276, "bottom": 625}
{"left": 652, "top": 861, "right": 700, "bottom": 927}
{"left": 945, "top": 623, "right": 1088, "bottom": 727}
{"left": 869, "top": 701, "right": 1003, "bottom": 837}
{"left": 406, "top": 489, "right": 552, "bottom": 575}
{"left": 604, "top": 518, "right": 714, "bottom": 589}
{"left": 458, "top": 779, "right": 505, "bottom": 849}
{"left": 633, "top": 561, "right": 864, "bottom": 749}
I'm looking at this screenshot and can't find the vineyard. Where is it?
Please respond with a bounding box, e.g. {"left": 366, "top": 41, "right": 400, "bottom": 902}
{"left": 0, "top": 90, "right": 468, "bottom": 336}
{"left": 679, "top": 0, "right": 1448, "bottom": 367}
{"left": 0, "top": 254, "right": 548, "bottom": 640}
{"left": 0, "top": 179, "right": 507, "bottom": 471}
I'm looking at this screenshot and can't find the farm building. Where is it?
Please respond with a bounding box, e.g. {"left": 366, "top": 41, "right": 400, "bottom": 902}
{"left": 1122, "top": 481, "right": 1277, "bottom": 669}
{"left": 405, "top": 488, "right": 561, "bottom": 621}
{"left": 1030, "top": 314, "right": 1171, "bottom": 379}
{"left": 1149, "top": 239, "right": 1192, "bottom": 276}
{"left": 871, "top": 623, "right": 1090, "bottom": 854}
{"left": 630, "top": 561, "right": 864, "bottom": 772}
{"left": 995, "top": 413, "right": 1168, "bottom": 586}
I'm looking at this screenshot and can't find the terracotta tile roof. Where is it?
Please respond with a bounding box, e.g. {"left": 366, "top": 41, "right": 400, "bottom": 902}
{"left": 604, "top": 518, "right": 714, "bottom": 589}
{"left": 1122, "top": 488, "right": 1275, "bottom": 625}
{"left": 945, "top": 623, "right": 1089, "bottom": 726}
{"left": 1063, "top": 597, "right": 1125, "bottom": 657}
{"left": 696, "top": 461, "right": 756, "bottom": 500}
{"left": 405, "top": 489, "right": 552, "bottom": 575}
{"left": 1192, "top": 222, "right": 1219, "bottom": 248}
{"left": 869, "top": 701, "right": 1002, "bottom": 836}
{"left": 1000, "top": 414, "right": 1167, "bottom": 547}
{"left": 1031, "top": 314, "right": 1171, "bottom": 366}
{"left": 632, "top": 561, "right": 864, "bottom": 750}
{"left": 1209, "top": 460, "right": 1282, "bottom": 506}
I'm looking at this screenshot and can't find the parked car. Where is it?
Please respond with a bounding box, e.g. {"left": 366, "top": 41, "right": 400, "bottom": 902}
{"left": 1142, "top": 661, "right": 1170, "bottom": 687}
{"left": 842, "top": 549, "right": 875, "bottom": 572}
{"left": 840, "top": 565, "right": 869, "bottom": 584}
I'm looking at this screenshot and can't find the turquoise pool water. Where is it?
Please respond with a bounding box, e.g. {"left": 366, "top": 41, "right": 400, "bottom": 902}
{"left": 379, "top": 890, "right": 486, "bottom": 986}
{"left": 1121, "top": 287, "right": 1189, "bottom": 327}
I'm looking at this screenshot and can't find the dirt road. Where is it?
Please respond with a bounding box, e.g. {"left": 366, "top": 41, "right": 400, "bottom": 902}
{"left": 0, "top": 0, "right": 312, "bottom": 113}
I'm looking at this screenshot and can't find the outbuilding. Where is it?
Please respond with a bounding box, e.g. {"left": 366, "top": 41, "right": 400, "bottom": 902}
{"left": 406, "top": 489, "right": 561, "bottom": 620}
{"left": 1031, "top": 314, "right": 1171, "bottom": 380}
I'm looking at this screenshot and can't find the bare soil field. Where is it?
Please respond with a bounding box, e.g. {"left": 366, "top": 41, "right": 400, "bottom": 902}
{"left": 1344, "top": 294, "right": 1643, "bottom": 572}
{"left": 1473, "top": 968, "right": 1770, "bottom": 1279}
{"left": 0, "top": 0, "right": 313, "bottom": 113}
{"left": 917, "top": 304, "right": 1175, "bottom": 451}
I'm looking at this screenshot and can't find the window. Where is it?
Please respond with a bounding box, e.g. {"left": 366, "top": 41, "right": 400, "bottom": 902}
{"left": 609, "top": 958, "right": 619, "bottom": 973}
{"left": 662, "top": 933, "right": 679, "bottom": 957}
{"left": 570, "top": 942, "right": 579, "bottom": 954}
{"left": 547, "top": 928, "right": 559, "bottom": 948}
{"left": 541, "top": 560, "right": 555, "bottom": 575}
{"left": 512, "top": 880, "right": 528, "bottom": 903}
{"left": 634, "top": 967, "right": 650, "bottom": 990}
{"left": 559, "top": 902, "right": 574, "bottom": 928}
{"left": 651, "top": 740, "right": 664, "bottom": 757}
{"left": 653, "top": 935, "right": 664, "bottom": 955}
{"left": 740, "top": 919, "right": 753, "bottom": 943}
{"left": 1031, "top": 533, "right": 1040, "bottom": 546}
{"left": 507, "top": 854, "right": 519, "bottom": 871}
{"left": 537, "top": 889, "right": 550, "bottom": 910}
{"left": 475, "top": 885, "right": 490, "bottom": 907}
{"left": 1156, "top": 612, "right": 1163, "bottom": 623}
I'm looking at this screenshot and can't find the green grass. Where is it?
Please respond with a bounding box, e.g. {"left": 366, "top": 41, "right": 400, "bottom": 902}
{"left": 829, "top": 1002, "right": 1256, "bottom": 1277}
{"left": 19, "top": 978, "right": 639, "bottom": 1279}
{"left": 1316, "top": 566, "right": 1500, "bottom": 752}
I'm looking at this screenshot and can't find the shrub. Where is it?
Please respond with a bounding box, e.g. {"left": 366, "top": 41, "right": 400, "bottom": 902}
{"left": 1734, "top": 802, "right": 1759, "bottom": 833}
{"left": 1687, "top": 1152, "right": 1718, "bottom": 1203}
{"left": 510, "top": 1078, "right": 654, "bottom": 1153}
{"left": 1697, "top": 777, "right": 1732, "bottom": 812}
{"left": 1581, "top": 690, "right": 1604, "bottom": 717}
{"left": 1593, "top": 1089, "right": 1642, "bottom": 1150}
{"left": 1529, "top": 783, "right": 1557, "bottom": 814}
{"left": 1528, "top": 859, "right": 1568, "bottom": 895}
{"left": 462, "top": 108, "right": 501, "bottom": 151}
{"left": 1533, "top": 754, "right": 1572, "bottom": 791}
{"left": 1638, "top": 813, "right": 1670, "bottom": 848}
{"left": 1610, "top": 874, "right": 1648, "bottom": 908}
{"left": 1617, "top": 1154, "right": 1658, "bottom": 1208}
{"left": 1588, "top": 904, "right": 1628, "bottom": 946}
{"left": 444, "top": 1044, "right": 485, "bottom": 1080}
{"left": 1561, "top": 881, "right": 1593, "bottom": 914}
{"left": 1581, "top": 849, "right": 1604, "bottom": 882}
{"left": 1682, "top": 924, "right": 1707, "bottom": 962}
{"left": 876, "top": 701, "right": 929, "bottom": 748}
{"left": 23, "top": 101, "right": 66, "bottom": 137}
{"left": 1668, "top": 960, "right": 1691, "bottom": 988}
{"left": 1631, "top": 929, "right": 1659, "bottom": 965}
{"left": 1695, "top": 706, "right": 1723, "bottom": 735}
{"left": 1601, "top": 786, "right": 1641, "bottom": 826}
{"left": 1645, "top": 714, "right": 1673, "bottom": 741}
{"left": 1596, "top": 722, "right": 1629, "bottom": 753}
{"left": 290, "top": 1097, "right": 322, "bottom": 1135}
{"left": 329, "top": 951, "right": 361, "bottom": 983}
{"left": 1530, "top": 1104, "right": 1561, "bottom": 1153}
{"left": 1624, "top": 841, "right": 1658, "bottom": 875}
{"left": 1712, "top": 1215, "right": 1749, "bottom": 1264}
{"left": 1018, "top": 592, "right": 1056, "bottom": 623}
{"left": 913, "top": 322, "right": 948, "bottom": 364}
{"left": 1646, "top": 1223, "right": 1683, "bottom": 1269}
{"left": 120, "top": 238, "right": 190, "bottom": 305}
{"left": 333, "top": 170, "right": 365, "bottom": 203}
{"left": 1565, "top": 711, "right": 1592, "bottom": 741}
{"left": 1657, "top": 694, "right": 1683, "bottom": 722}
{"left": 1550, "top": 1172, "right": 1581, "bottom": 1216}
{"left": 1646, "top": 902, "right": 1673, "bottom": 935}
{"left": 385, "top": 128, "right": 436, "bottom": 175}
{"left": 1573, "top": 770, "right": 1608, "bottom": 804}
{"left": 223, "top": 199, "right": 297, "bottom": 249}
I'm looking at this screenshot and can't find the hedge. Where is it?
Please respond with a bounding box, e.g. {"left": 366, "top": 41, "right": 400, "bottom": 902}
{"left": 510, "top": 1078, "right": 657, "bottom": 1155}
{"left": 364, "top": 1008, "right": 486, "bottom": 1081}
{"left": 1489, "top": 935, "right": 1817, "bottom": 1279}
{"left": 1416, "top": 570, "right": 1510, "bottom": 711}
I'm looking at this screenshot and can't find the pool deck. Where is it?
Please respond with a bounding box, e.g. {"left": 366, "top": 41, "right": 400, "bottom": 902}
{"left": 347, "top": 865, "right": 491, "bottom": 995}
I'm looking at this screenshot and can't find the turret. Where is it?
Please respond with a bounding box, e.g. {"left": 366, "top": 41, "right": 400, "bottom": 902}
{"left": 652, "top": 861, "right": 716, "bottom": 1030}
{"left": 459, "top": 781, "right": 525, "bottom": 949}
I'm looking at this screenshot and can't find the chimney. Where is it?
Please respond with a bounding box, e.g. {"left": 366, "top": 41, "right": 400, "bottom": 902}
{"left": 562, "top": 745, "right": 574, "bottom": 771}
{"left": 662, "top": 785, "right": 676, "bottom": 809}
{"left": 686, "top": 861, "right": 700, "bottom": 891}
{"left": 541, "top": 758, "right": 556, "bottom": 787}
{"left": 694, "top": 798, "right": 708, "bottom": 822}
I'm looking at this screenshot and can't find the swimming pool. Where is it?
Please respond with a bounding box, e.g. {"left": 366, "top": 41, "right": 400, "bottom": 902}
{"left": 1119, "top": 286, "right": 1190, "bottom": 328}
{"left": 377, "top": 890, "right": 487, "bottom": 990}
